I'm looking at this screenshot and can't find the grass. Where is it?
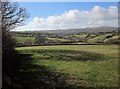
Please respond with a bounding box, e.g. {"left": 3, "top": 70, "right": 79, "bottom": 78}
{"left": 87, "top": 33, "right": 113, "bottom": 43}
{"left": 16, "top": 37, "right": 35, "bottom": 43}
{"left": 74, "top": 34, "right": 88, "bottom": 38}
{"left": 16, "top": 45, "right": 118, "bottom": 88}
{"left": 103, "top": 35, "right": 119, "bottom": 43}
{"left": 71, "top": 42, "right": 88, "bottom": 44}
{"left": 47, "top": 37, "right": 69, "bottom": 42}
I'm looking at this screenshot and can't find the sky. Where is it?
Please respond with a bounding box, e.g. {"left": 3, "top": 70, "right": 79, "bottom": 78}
{"left": 15, "top": 2, "right": 118, "bottom": 31}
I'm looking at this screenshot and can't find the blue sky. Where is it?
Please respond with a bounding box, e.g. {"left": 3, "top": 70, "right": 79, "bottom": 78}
{"left": 16, "top": 2, "right": 118, "bottom": 31}
{"left": 19, "top": 2, "right": 118, "bottom": 21}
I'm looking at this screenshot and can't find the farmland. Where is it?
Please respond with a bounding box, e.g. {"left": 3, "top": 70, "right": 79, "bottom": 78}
{"left": 2, "top": 1, "right": 119, "bottom": 89}
{"left": 12, "top": 26, "right": 119, "bottom": 46}
{"left": 12, "top": 26, "right": 119, "bottom": 88}
{"left": 15, "top": 45, "right": 118, "bottom": 88}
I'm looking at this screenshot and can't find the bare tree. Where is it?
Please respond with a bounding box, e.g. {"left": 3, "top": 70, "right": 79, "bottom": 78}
{"left": 1, "top": 1, "right": 29, "bottom": 31}
{"left": 0, "top": 1, "right": 29, "bottom": 88}
{"left": 0, "top": 0, "right": 29, "bottom": 56}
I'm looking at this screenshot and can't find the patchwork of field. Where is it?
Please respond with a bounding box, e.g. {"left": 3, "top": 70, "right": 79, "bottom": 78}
{"left": 16, "top": 45, "right": 118, "bottom": 88}
{"left": 14, "top": 31, "right": 119, "bottom": 46}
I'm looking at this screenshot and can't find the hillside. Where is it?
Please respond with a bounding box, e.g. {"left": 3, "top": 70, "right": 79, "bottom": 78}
{"left": 12, "top": 26, "right": 119, "bottom": 46}
{"left": 13, "top": 26, "right": 118, "bottom": 36}
{"left": 35, "top": 26, "right": 118, "bottom": 34}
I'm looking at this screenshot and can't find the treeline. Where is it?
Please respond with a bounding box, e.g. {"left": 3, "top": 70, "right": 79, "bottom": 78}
{"left": 12, "top": 31, "right": 119, "bottom": 47}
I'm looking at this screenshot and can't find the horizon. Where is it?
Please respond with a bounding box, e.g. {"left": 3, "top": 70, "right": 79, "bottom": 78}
{"left": 12, "top": 26, "right": 118, "bottom": 32}
{"left": 14, "top": 2, "right": 118, "bottom": 31}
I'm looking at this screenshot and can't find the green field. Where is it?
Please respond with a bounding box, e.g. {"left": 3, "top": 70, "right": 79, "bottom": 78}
{"left": 14, "top": 32, "right": 119, "bottom": 46}
{"left": 16, "top": 45, "right": 118, "bottom": 88}
{"left": 87, "top": 33, "right": 113, "bottom": 43}
{"left": 103, "top": 35, "right": 119, "bottom": 43}
{"left": 16, "top": 37, "right": 35, "bottom": 44}
{"left": 46, "top": 37, "right": 69, "bottom": 42}
{"left": 74, "top": 34, "right": 88, "bottom": 38}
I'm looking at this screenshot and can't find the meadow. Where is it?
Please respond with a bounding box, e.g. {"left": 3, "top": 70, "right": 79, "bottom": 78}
{"left": 15, "top": 45, "right": 118, "bottom": 89}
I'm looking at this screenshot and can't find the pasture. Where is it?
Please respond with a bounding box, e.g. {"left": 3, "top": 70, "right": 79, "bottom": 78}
{"left": 15, "top": 45, "right": 118, "bottom": 88}
{"left": 13, "top": 31, "right": 119, "bottom": 46}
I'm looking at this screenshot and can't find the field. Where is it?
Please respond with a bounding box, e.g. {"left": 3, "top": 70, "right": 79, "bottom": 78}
{"left": 13, "top": 31, "right": 119, "bottom": 46}
{"left": 15, "top": 45, "right": 118, "bottom": 88}
{"left": 16, "top": 37, "right": 35, "bottom": 43}
{"left": 87, "top": 33, "right": 113, "bottom": 43}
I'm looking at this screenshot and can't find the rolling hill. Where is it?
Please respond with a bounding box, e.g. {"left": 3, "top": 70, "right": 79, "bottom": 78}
{"left": 12, "top": 26, "right": 119, "bottom": 46}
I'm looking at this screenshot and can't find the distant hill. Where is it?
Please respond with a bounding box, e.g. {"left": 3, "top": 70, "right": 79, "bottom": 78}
{"left": 12, "top": 26, "right": 118, "bottom": 36}
{"left": 12, "top": 26, "right": 119, "bottom": 46}
{"left": 27, "top": 26, "right": 117, "bottom": 37}
{"left": 20, "top": 26, "right": 118, "bottom": 35}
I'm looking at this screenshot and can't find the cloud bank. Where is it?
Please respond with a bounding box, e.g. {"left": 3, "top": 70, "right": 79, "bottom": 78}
{"left": 15, "top": 6, "right": 118, "bottom": 31}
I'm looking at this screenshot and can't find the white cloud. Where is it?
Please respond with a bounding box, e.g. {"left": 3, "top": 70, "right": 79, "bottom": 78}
{"left": 14, "top": 5, "right": 118, "bottom": 31}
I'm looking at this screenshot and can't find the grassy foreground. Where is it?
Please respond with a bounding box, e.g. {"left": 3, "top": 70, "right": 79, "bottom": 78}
{"left": 16, "top": 45, "right": 118, "bottom": 88}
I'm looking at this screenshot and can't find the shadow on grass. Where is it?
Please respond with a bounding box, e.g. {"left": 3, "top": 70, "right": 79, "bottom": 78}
{"left": 23, "top": 49, "right": 106, "bottom": 61}
{"left": 14, "top": 53, "right": 101, "bottom": 89}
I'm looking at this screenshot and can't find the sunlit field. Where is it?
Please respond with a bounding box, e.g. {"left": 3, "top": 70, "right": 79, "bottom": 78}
{"left": 16, "top": 45, "right": 118, "bottom": 88}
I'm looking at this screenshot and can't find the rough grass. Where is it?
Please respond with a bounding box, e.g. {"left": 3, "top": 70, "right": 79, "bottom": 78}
{"left": 16, "top": 45, "right": 118, "bottom": 88}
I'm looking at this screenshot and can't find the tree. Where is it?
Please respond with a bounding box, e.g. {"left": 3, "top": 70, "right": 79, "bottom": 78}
{"left": 0, "top": 0, "right": 29, "bottom": 88}
{"left": 35, "top": 33, "right": 45, "bottom": 45}
{"left": 1, "top": 0, "right": 29, "bottom": 56}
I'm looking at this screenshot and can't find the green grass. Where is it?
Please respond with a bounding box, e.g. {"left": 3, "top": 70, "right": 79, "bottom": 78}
{"left": 103, "top": 35, "right": 119, "bottom": 43}
{"left": 16, "top": 45, "right": 118, "bottom": 88}
{"left": 47, "top": 37, "right": 69, "bottom": 42}
{"left": 71, "top": 42, "right": 88, "bottom": 44}
{"left": 87, "top": 33, "right": 113, "bottom": 43}
{"left": 16, "top": 37, "right": 35, "bottom": 43}
{"left": 74, "top": 34, "right": 88, "bottom": 38}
